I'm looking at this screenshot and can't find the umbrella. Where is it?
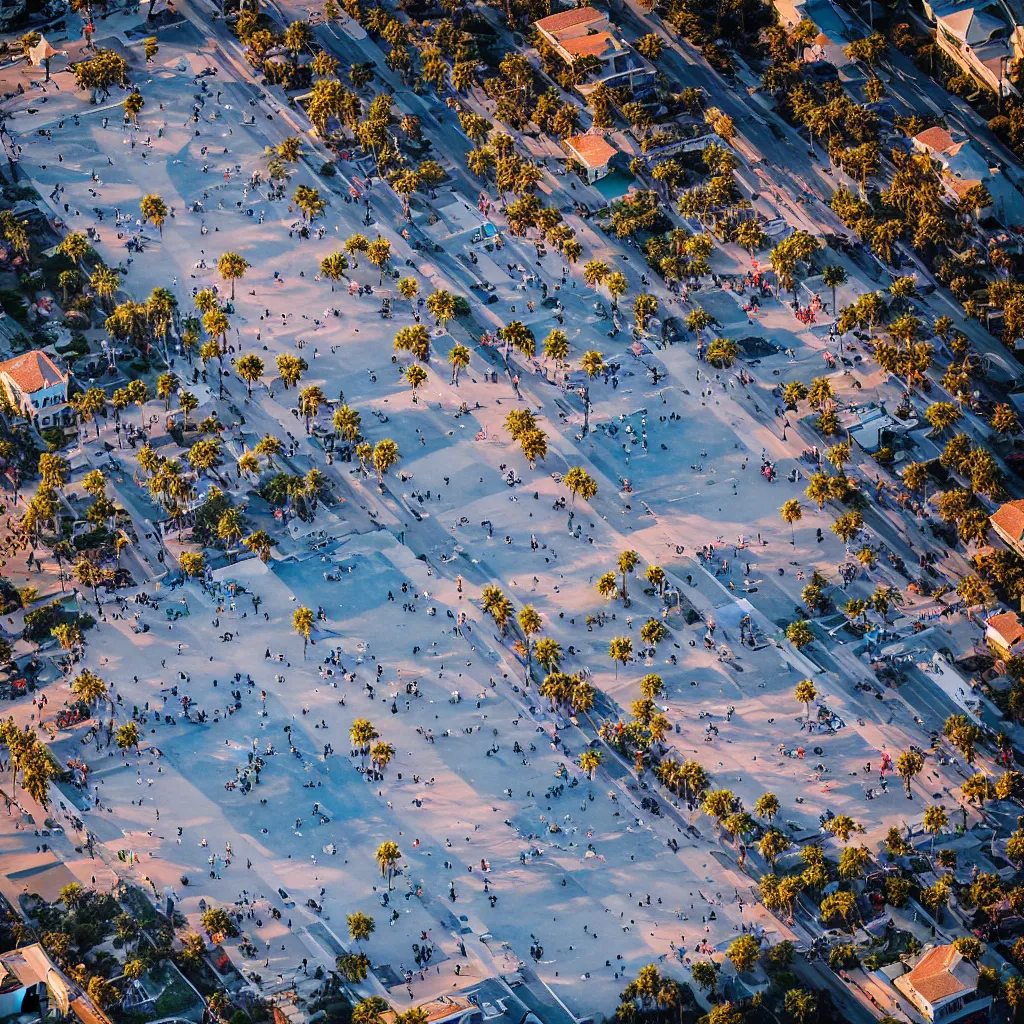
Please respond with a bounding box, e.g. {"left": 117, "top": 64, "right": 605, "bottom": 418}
{"left": 28, "top": 37, "right": 58, "bottom": 66}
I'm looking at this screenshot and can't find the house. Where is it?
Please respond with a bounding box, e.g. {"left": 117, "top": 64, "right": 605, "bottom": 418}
{"left": 931, "top": 1, "right": 1018, "bottom": 99}
{"left": 912, "top": 126, "right": 1024, "bottom": 224}
{"left": 985, "top": 610, "right": 1024, "bottom": 656}
{"left": 990, "top": 498, "right": 1024, "bottom": 557}
{"left": 564, "top": 133, "right": 618, "bottom": 182}
{"left": 0, "top": 943, "right": 114, "bottom": 1024}
{"left": 534, "top": 7, "right": 655, "bottom": 98}
{"left": 892, "top": 944, "right": 992, "bottom": 1023}
{"left": 0, "top": 350, "right": 71, "bottom": 431}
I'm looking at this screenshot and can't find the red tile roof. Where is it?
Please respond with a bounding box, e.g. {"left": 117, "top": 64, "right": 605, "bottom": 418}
{"left": 535, "top": 6, "right": 604, "bottom": 32}
{"left": 991, "top": 499, "right": 1024, "bottom": 542}
{"left": 566, "top": 133, "right": 617, "bottom": 168}
{"left": 905, "top": 946, "right": 971, "bottom": 1004}
{"left": 561, "top": 31, "right": 616, "bottom": 56}
{"left": 988, "top": 611, "right": 1024, "bottom": 649}
{"left": 914, "top": 126, "right": 957, "bottom": 154}
{"left": 0, "top": 350, "right": 65, "bottom": 393}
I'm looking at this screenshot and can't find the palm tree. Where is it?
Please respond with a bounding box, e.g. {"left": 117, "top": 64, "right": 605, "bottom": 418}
{"left": 754, "top": 792, "right": 780, "bottom": 822}
{"left": 794, "top": 679, "right": 817, "bottom": 719}
{"left": 236, "top": 354, "right": 264, "bottom": 398}
{"left": 896, "top": 750, "right": 923, "bottom": 799}
{"left": 372, "top": 439, "right": 400, "bottom": 484}
{"left": 617, "top": 550, "right": 639, "bottom": 605}
{"left": 375, "top": 840, "right": 401, "bottom": 889}
{"left": 71, "top": 669, "right": 108, "bottom": 709}
{"left": 293, "top": 606, "right": 315, "bottom": 657}
{"left": 448, "top": 344, "right": 470, "bottom": 384}
{"left": 608, "top": 636, "right": 632, "bottom": 677}
{"left": 244, "top": 530, "right": 273, "bottom": 563}
{"left": 298, "top": 385, "right": 325, "bottom": 432}
{"left": 139, "top": 193, "right": 168, "bottom": 235}
{"left": 517, "top": 605, "right": 542, "bottom": 674}
{"left": 779, "top": 498, "right": 802, "bottom": 544}
{"left": 116, "top": 721, "right": 141, "bottom": 753}
{"left": 320, "top": 252, "right": 349, "bottom": 290}
{"left": 217, "top": 252, "right": 249, "bottom": 299}
{"left": 923, "top": 805, "right": 948, "bottom": 854}
{"left": 821, "top": 264, "right": 847, "bottom": 315}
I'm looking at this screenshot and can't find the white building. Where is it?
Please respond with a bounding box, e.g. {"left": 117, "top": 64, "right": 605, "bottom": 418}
{"left": 564, "top": 133, "right": 618, "bottom": 182}
{"left": 533, "top": 7, "right": 655, "bottom": 98}
{"left": 929, "top": 0, "right": 1022, "bottom": 99}
{"left": 0, "top": 350, "right": 71, "bottom": 431}
{"left": 912, "top": 125, "right": 1024, "bottom": 224}
{"left": 892, "top": 944, "right": 992, "bottom": 1023}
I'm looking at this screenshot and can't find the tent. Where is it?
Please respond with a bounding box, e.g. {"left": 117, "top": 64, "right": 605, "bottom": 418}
{"left": 28, "top": 37, "right": 59, "bottom": 81}
{"left": 28, "top": 37, "right": 57, "bottom": 66}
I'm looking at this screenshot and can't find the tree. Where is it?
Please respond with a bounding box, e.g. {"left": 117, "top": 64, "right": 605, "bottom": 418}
{"left": 518, "top": 605, "right": 542, "bottom": 673}
{"left": 39, "top": 453, "right": 69, "bottom": 491}
{"left": 923, "top": 804, "right": 948, "bottom": 853}
{"left": 794, "top": 679, "right": 817, "bottom": 718}
{"left": 758, "top": 828, "right": 791, "bottom": 867}
{"left": 337, "top": 952, "right": 370, "bottom": 982}
{"left": 690, "top": 961, "right": 718, "bottom": 994}
{"left": 372, "top": 439, "right": 399, "bottom": 484}
{"left": 608, "top": 636, "right": 632, "bottom": 676}
{"left": 944, "top": 713, "right": 982, "bottom": 763}
{"left": 706, "top": 338, "right": 738, "bottom": 368}
{"left": 755, "top": 792, "right": 780, "bottom": 822}
{"left": 838, "top": 844, "right": 870, "bottom": 878}
{"left": 217, "top": 252, "right": 249, "bottom": 300}
{"left": 779, "top": 498, "right": 803, "bottom": 545}
{"left": 139, "top": 193, "right": 168, "bottom": 235}
{"left": 236, "top": 354, "right": 264, "bottom": 398}
{"left": 116, "top": 721, "right": 141, "bottom": 753}
{"left": 333, "top": 405, "right": 361, "bottom": 443}
{"left": 786, "top": 620, "right": 814, "bottom": 648}
{"left": 617, "top": 550, "right": 639, "bottom": 605}
{"left": 179, "top": 552, "right": 205, "bottom": 577}
{"left": 405, "top": 364, "right": 428, "bottom": 401}
{"left": 924, "top": 401, "right": 961, "bottom": 436}
{"left": 448, "top": 344, "right": 470, "bottom": 384}
{"left": 819, "top": 890, "right": 855, "bottom": 927}
{"left": 783, "top": 989, "right": 817, "bottom": 1024}
{"left": 375, "top": 840, "right": 401, "bottom": 889}
{"left": 243, "top": 530, "right": 273, "bottom": 563}
{"left": 633, "top": 294, "right": 658, "bottom": 332}
{"left": 563, "top": 466, "right": 597, "bottom": 505}
{"left": 962, "top": 772, "right": 994, "bottom": 809}
{"left": 822, "top": 264, "right": 847, "bottom": 314}
{"left": 293, "top": 185, "right": 326, "bottom": 224}
{"left": 347, "top": 911, "right": 375, "bottom": 943}
{"left": 826, "top": 814, "right": 863, "bottom": 843}
{"left": 896, "top": 750, "right": 923, "bottom": 799}
{"left": 725, "top": 934, "right": 760, "bottom": 973}
{"left": 293, "top": 606, "right": 315, "bottom": 657}
{"left": 366, "top": 238, "right": 392, "bottom": 284}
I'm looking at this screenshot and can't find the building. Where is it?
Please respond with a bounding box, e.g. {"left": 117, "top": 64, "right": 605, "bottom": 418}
{"left": 0, "top": 350, "right": 71, "bottom": 431}
{"left": 892, "top": 944, "right": 992, "bottom": 1024}
{"left": 990, "top": 498, "right": 1024, "bottom": 557}
{"left": 0, "top": 943, "right": 114, "bottom": 1024}
{"left": 930, "top": 0, "right": 1020, "bottom": 100}
{"left": 380, "top": 996, "right": 482, "bottom": 1024}
{"left": 564, "top": 133, "right": 618, "bottom": 182}
{"left": 533, "top": 7, "right": 655, "bottom": 98}
{"left": 985, "top": 610, "right": 1024, "bottom": 657}
{"left": 912, "top": 126, "right": 1024, "bottom": 224}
